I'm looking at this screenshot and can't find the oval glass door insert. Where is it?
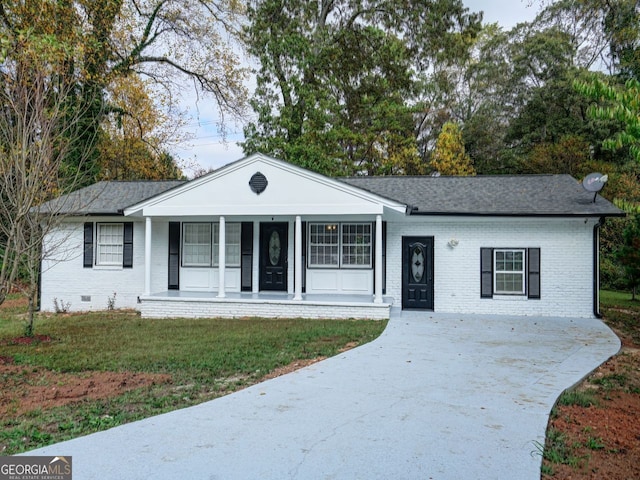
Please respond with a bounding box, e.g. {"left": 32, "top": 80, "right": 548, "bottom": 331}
{"left": 411, "top": 245, "right": 425, "bottom": 282}
{"left": 269, "top": 231, "right": 281, "bottom": 265}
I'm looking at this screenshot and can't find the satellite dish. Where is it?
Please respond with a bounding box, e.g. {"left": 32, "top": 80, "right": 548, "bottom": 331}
{"left": 582, "top": 172, "right": 608, "bottom": 202}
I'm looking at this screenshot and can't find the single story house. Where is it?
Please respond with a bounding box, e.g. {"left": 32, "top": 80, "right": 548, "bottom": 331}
{"left": 39, "top": 153, "right": 623, "bottom": 320}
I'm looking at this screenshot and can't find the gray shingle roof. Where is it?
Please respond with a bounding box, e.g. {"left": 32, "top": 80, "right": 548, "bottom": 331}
{"left": 38, "top": 180, "right": 186, "bottom": 215}
{"left": 339, "top": 174, "right": 623, "bottom": 217}
{"left": 38, "top": 174, "right": 623, "bottom": 218}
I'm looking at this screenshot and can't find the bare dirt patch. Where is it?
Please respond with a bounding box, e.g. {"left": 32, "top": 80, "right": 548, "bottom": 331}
{"left": 0, "top": 363, "right": 171, "bottom": 417}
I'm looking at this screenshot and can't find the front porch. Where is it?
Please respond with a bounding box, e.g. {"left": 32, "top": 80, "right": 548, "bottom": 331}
{"left": 139, "top": 291, "right": 393, "bottom": 320}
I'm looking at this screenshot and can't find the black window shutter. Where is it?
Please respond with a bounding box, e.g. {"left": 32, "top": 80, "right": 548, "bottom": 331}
{"left": 168, "top": 222, "right": 180, "bottom": 289}
{"left": 528, "top": 248, "right": 541, "bottom": 299}
{"left": 83, "top": 222, "right": 94, "bottom": 268}
{"left": 241, "top": 222, "right": 253, "bottom": 291}
{"left": 480, "top": 248, "right": 493, "bottom": 298}
{"left": 123, "top": 223, "right": 134, "bottom": 268}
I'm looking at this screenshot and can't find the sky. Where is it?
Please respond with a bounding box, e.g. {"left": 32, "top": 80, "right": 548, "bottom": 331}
{"left": 172, "top": 1, "right": 541, "bottom": 174}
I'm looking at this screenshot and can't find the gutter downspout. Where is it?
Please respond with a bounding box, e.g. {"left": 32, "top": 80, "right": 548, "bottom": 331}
{"left": 593, "top": 217, "right": 605, "bottom": 318}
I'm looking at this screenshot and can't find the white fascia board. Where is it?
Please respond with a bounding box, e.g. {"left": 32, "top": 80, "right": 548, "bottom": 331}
{"left": 141, "top": 203, "right": 387, "bottom": 217}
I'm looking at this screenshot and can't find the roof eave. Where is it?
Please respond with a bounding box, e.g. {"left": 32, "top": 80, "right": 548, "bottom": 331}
{"left": 408, "top": 211, "right": 626, "bottom": 218}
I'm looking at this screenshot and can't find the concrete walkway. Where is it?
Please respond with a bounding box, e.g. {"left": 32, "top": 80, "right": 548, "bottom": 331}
{"left": 25, "top": 311, "right": 620, "bottom": 479}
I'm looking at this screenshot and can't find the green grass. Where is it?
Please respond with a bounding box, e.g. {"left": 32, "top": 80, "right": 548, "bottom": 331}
{"left": 585, "top": 436, "right": 605, "bottom": 451}
{"left": 0, "top": 302, "right": 387, "bottom": 454}
{"left": 556, "top": 390, "right": 598, "bottom": 408}
{"left": 591, "top": 373, "right": 628, "bottom": 390}
{"left": 600, "top": 290, "right": 640, "bottom": 344}
{"left": 539, "top": 428, "right": 584, "bottom": 469}
{"left": 0, "top": 311, "right": 385, "bottom": 378}
{"left": 600, "top": 289, "right": 640, "bottom": 309}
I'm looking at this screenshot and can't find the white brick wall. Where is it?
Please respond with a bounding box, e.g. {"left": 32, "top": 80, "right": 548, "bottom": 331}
{"left": 140, "top": 296, "right": 390, "bottom": 320}
{"left": 386, "top": 217, "right": 598, "bottom": 317}
{"left": 40, "top": 218, "right": 146, "bottom": 312}
{"left": 41, "top": 216, "right": 599, "bottom": 318}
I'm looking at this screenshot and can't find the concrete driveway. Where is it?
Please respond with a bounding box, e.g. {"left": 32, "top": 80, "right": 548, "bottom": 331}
{"left": 25, "top": 311, "right": 620, "bottom": 479}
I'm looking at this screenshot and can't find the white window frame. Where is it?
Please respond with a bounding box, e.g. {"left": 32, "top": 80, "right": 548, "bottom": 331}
{"left": 96, "top": 223, "right": 124, "bottom": 266}
{"left": 494, "top": 249, "right": 526, "bottom": 295}
{"left": 213, "top": 222, "right": 241, "bottom": 267}
{"left": 308, "top": 222, "right": 372, "bottom": 268}
{"left": 341, "top": 223, "right": 372, "bottom": 268}
{"left": 182, "top": 222, "right": 241, "bottom": 268}
{"left": 308, "top": 223, "right": 339, "bottom": 268}
{"left": 182, "top": 223, "right": 212, "bottom": 267}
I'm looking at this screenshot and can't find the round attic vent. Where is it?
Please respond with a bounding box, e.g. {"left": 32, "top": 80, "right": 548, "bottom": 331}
{"left": 249, "top": 172, "right": 268, "bottom": 195}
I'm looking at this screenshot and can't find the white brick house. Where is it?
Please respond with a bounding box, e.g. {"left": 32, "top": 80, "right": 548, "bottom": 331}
{"left": 39, "top": 153, "right": 623, "bottom": 319}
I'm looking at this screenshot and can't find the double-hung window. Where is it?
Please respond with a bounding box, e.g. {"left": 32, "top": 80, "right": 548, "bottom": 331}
{"left": 96, "top": 223, "right": 124, "bottom": 266}
{"left": 341, "top": 223, "right": 372, "bottom": 267}
{"left": 182, "top": 222, "right": 241, "bottom": 267}
{"left": 182, "top": 223, "right": 212, "bottom": 266}
{"left": 213, "top": 223, "right": 241, "bottom": 267}
{"left": 494, "top": 249, "right": 525, "bottom": 294}
{"left": 309, "top": 223, "right": 339, "bottom": 267}
{"left": 309, "top": 222, "right": 372, "bottom": 268}
{"left": 481, "top": 247, "right": 540, "bottom": 299}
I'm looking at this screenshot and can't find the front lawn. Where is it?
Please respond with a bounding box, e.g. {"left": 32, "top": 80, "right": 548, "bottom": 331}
{"left": 0, "top": 297, "right": 386, "bottom": 454}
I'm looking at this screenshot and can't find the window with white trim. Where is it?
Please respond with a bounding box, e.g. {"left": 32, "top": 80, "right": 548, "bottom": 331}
{"left": 308, "top": 222, "right": 372, "bottom": 268}
{"left": 182, "top": 223, "right": 211, "bottom": 266}
{"left": 213, "top": 223, "right": 241, "bottom": 267}
{"left": 182, "top": 222, "right": 241, "bottom": 267}
{"left": 309, "top": 223, "right": 339, "bottom": 267}
{"left": 341, "top": 223, "right": 372, "bottom": 267}
{"left": 494, "top": 249, "right": 525, "bottom": 294}
{"left": 96, "top": 223, "right": 124, "bottom": 266}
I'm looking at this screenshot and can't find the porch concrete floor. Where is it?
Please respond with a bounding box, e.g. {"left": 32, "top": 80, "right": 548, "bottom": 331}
{"left": 24, "top": 311, "right": 620, "bottom": 479}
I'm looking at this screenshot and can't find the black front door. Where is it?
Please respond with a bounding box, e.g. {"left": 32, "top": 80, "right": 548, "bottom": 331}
{"left": 402, "top": 237, "right": 434, "bottom": 310}
{"left": 260, "top": 223, "right": 288, "bottom": 291}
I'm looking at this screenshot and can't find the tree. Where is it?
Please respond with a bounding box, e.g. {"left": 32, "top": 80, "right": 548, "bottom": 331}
{"left": 242, "top": 0, "right": 481, "bottom": 176}
{"left": 616, "top": 214, "right": 640, "bottom": 299}
{"left": 430, "top": 122, "right": 475, "bottom": 175}
{"left": 576, "top": 76, "right": 640, "bottom": 162}
{"left": 97, "top": 75, "right": 185, "bottom": 180}
{"left": 531, "top": 0, "right": 640, "bottom": 78}
{"left": 1, "top": 0, "right": 249, "bottom": 182}
{"left": 523, "top": 135, "right": 591, "bottom": 175}
{"left": 599, "top": 0, "right": 640, "bottom": 79}
{"left": 0, "top": 31, "right": 99, "bottom": 334}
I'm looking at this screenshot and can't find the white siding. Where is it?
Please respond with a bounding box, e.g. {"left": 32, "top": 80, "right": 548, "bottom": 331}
{"left": 386, "top": 217, "right": 597, "bottom": 318}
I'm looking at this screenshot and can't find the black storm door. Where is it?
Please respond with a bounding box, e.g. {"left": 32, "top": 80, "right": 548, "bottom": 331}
{"left": 259, "top": 223, "right": 288, "bottom": 291}
{"left": 402, "top": 237, "right": 434, "bottom": 310}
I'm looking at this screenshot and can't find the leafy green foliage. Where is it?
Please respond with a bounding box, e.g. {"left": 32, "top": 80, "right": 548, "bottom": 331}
{"left": 242, "top": 0, "right": 481, "bottom": 175}
{"left": 577, "top": 77, "right": 640, "bottom": 162}
{"left": 616, "top": 214, "right": 640, "bottom": 299}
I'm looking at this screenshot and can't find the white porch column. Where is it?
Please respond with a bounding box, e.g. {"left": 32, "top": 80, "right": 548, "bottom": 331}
{"left": 218, "top": 216, "right": 226, "bottom": 298}
{"left": 374, "top": 214, "right": 383, "bottom": 303}
{"left": 144, "top": 216, "right": 152, "bottom": 296}
{"left": 294, "top": 215, "right": 303, "bottom": 300}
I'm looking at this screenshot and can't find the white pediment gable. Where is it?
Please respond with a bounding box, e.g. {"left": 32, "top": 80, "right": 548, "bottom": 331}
{"left": 125, "top": 153, "right": 405, "bottom": 217}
